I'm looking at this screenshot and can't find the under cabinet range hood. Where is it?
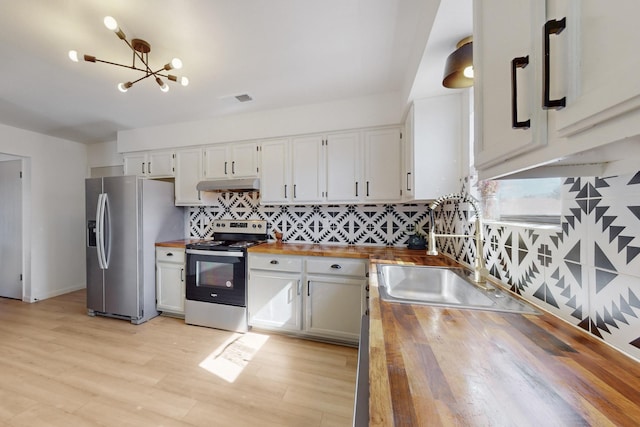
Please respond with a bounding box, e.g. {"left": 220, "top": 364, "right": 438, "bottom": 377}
{"left": 196, "top": 178, "right": 260, "bottom": 192}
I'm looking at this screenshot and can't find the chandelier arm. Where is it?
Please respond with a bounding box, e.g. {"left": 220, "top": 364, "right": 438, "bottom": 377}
{"left": 121, "top": 38, "right": 155, "bottom": 75}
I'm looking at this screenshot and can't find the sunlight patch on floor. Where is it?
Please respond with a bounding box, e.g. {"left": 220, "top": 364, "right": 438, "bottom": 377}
{"left": 199, "top": 332, "right": 270, "bottom": 383}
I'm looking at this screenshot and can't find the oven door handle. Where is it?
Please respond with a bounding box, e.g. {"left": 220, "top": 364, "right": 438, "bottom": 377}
{"left": 186, "top": 249, "right": 244, "bottom": 258}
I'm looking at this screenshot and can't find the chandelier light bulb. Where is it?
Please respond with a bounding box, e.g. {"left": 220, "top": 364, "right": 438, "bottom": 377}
{"left": 117, "top": 82, "right": 132, "bottom": 93}
{"left": 180, "top": 76, "right": 189, "bottom": 86}
{"left": 171, "top": 58, "right": 183, "bottom": 70}
{"left": 104, "top": 16, "right": 118, "bottom": 31}
{"left": 68, "top": 50, "right": 79, "bottom": 62}
{"left": 156, "top": 77, "right": 169, "bottom": 92}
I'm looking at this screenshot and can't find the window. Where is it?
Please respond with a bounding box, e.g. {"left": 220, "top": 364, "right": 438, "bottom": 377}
{"left": 479, "top": 178, "right": 561, "bottom": 224}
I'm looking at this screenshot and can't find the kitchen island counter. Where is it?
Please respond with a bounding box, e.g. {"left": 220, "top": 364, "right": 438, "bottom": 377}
{"left": 249, "top": 242, "right": 640, "bottom": 426}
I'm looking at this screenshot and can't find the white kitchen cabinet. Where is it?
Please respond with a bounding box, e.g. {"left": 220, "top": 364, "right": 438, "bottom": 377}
{"left": 473, "top": 0, "right": 546, "bottom": 171}
{"left": 259, "top": 139, "right": 291, "bottom": 204}
{"left": 325, "top": 132, "right": 361, "bottom": 203}
{"left": 203, "top": 142, "right": 259, "bottom": 180}
{"left": 123, "top": 151, "right": 175, "bottom": 178}
{"left": 156, "top": 247, "right": 186, "bottom": 316}
{"left": 363, "top": 128, "right": 402, "bottom": 202}
{"left": 305, "top": 257, "right": 366, "bottom": 343}
{"left": 174, "top": 148, "right": 204, "bottom": 205}
{"left": 403, "top": 97, "right": 462, "bottom": 201}
{"left": 124, "top": 153, "right": 148, "bottom": 177}
{"left": 474, "top": 0, "right": 640, "bottom": 179}
{"left": 291, "top": 135, "right": 325, "bottom": 203}
{"left": 248, "top": 254, "right": 302, "bottom": 332}
{"left": 248, "top": 253, "right": 366, "bottom": 344}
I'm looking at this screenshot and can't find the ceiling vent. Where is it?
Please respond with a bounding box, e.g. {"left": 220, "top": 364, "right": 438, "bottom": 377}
{"left": 235, "top": 94, "right": 253, "bottom": 103}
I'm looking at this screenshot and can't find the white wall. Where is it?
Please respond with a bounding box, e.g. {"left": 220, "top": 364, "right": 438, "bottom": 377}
{"left": 0, "top": 123, "right": 88, "bottom": 301}
{"left": 87, "top": 140, "right": 122, "bottom": 169}
{"left": 117, "top": 91, "right": 404, "bottom": 152}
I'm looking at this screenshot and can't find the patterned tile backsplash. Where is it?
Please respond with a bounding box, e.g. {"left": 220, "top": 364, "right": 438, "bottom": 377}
{"left": 188, "top": 170, "right": 640, "bottom": 361}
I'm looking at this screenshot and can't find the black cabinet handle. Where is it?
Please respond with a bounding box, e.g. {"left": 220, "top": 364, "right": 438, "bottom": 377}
{"left": 147, "top": 162, "right": 151, "bottom": 174}
{"left": 511, "top": 56, "right": 531, "bottom": 129}
{"left": 167, "top": 252, "right": 173, "bottom": 256}
{"left": 294, "top": 184, "right": 297, "bottom": 199}
{"left": 366, "top": 181, "right": 370, "bottom": 197}
{"left": 330, "top": 264, "right": 342, "bottom": 269}
{"left": 355, "top": 182, "right": 358, "bottom": 197}
{"left": 270, "top": 260, "right": 279, "bottom": 265}
{"left": 284, "top": 184, "right": 288, "bottom": 198}
{"left": 232, "top": 161, "right": 235, "bottom": 174}
{"left": 543, "top": 17, "right": 567, "bottom": 110}
{"left": 406, "top": 172, "right": 412, "bottom": 191}
{"left": 224, "top": 161, "right": 228, "bottom": 175}
{"left": 307, "top": 281, "right": 311, "bottom": 296}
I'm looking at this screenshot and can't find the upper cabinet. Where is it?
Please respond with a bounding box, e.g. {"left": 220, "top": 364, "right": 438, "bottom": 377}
{"left": 403, "top": 96, "right": 463, "bottom": 201}
{"left": 363, "top": 128, "right": 402, "bottom": 202}
{"left": 291, "top": 135, "right": 326, "bottom": 203}
{"left": 260, "top": 139, "right": 291, "bottom": 204}
{"left": 325, "top": 132, "right": 361, "bottom": 203}
{"left": 203, "top": 142, "right": 259, "bottom": 180}
{"left": 474, "top": 0, "right": 640, "bottom": 179}
{"left": 260, "top": 128, "right": 402, "bottom": 205}
{"left": 123, "top": 151, "right": 175, "bottom": 178}
{"left": 174, "top": 148, "right": 204, "bottom": 206}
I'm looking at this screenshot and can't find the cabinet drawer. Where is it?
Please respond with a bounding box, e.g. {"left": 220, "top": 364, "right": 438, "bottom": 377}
{"left": 306, "top": 258, "right": 367, "bottom": 277}
{"left": 156, "top": 247, "right": 185, "bottom": 263}
{"left": 249, "top": 254, "right": 302, "bottom": 272}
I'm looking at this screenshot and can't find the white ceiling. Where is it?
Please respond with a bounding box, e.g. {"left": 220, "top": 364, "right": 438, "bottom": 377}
{"left": 0, "top": 0, "right": 471, "bottom": 144}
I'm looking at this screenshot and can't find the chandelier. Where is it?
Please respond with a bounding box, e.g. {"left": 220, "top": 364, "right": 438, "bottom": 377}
{"left": 68, "top": 16, "right": 189, "bottom": 93}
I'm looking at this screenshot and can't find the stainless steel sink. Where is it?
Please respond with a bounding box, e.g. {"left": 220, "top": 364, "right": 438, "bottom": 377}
{"left": 376, "top": 264, "right": 539, "bottom": 314}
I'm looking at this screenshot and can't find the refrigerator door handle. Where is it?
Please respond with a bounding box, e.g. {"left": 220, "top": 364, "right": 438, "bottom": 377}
{"left": 96, "top": 193, "right": 106, "bottom": 270}
{"left": 102, "top": 193, "right": 111, "bottom": 269}
{"left": 96, "top": 193, "right": 111, "bottom": 270}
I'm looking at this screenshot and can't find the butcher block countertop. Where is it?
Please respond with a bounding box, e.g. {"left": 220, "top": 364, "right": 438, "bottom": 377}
{"left": 155, "top": 239, "right": 203, "bottom": 248}
{"left": 247, "top": 242, "right": 640, "bottom": 426}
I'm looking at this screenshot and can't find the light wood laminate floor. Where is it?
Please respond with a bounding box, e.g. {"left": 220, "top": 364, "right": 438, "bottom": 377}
{"left": 0, "top": 290, "right": 357, "bottom": 427}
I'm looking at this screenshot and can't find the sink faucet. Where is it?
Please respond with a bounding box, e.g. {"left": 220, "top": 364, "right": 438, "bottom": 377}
{"left": 427, "top": 192, "right": 490, "bottom": 289}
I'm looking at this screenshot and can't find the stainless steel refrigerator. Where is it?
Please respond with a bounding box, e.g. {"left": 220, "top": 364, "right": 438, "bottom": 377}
{"left": 86, "top": 176, "right": 183, "bottom": 324}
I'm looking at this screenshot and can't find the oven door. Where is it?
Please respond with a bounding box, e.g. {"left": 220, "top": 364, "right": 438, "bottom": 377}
{"left": 186, "top": 249, "right": 246, "bottom": 307}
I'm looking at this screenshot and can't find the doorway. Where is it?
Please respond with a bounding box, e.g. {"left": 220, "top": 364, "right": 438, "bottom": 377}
{"left": 0, "top": 158, "right": 23, "bottom": 299}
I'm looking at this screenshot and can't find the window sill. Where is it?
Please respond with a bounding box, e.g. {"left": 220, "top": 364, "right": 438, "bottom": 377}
{"left": 483, "top": 219, "right": 561, "bottom": 231}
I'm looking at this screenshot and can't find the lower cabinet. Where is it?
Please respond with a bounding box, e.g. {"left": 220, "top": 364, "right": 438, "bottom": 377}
{"left": 156, "top": 247, "right": 186, "bottom": 316}
{"left": 248, "top": 253, "right": 367, "bottom": 345}
{"left": 247, "top": 271, "right": 302, "bottom": 333}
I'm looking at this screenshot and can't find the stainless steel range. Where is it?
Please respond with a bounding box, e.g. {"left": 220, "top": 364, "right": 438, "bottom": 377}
{"left": 185, "top": 219, "right": 268, "bottom": 332}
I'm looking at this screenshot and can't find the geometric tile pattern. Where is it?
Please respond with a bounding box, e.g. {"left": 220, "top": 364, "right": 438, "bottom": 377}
{"left": 438, "top": 171, "right": 640, "bottom": 362}
{"left": 187, "top": 170, "right": 640, "bottom": 361}
{"left": 187, "top": 192, "right": 431, "bottom": 246}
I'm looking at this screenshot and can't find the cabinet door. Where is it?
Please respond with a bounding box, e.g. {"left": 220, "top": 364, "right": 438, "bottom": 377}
{"left": 291, "top": 136, "right": 325, "bottom": 203}
{"left": 123, "top": 153, "right": 147, "bottom": 176}
{"left": 248, "top": 271, "right": 302, "bottom": 332}
{"left": 203, "top": 145, "right": 228, "bottom": 179}
{"left": 326, "top": 132, "right": 361, "bottom": 203}
{"left": 305, "top": 276, "right": 363, "bottom": 343}
{"left": 156, "top": 261, "right": 185, "bottom": 314}
{"left": 148, "top": 151, "right": 175, "bottom": 178}
{"left": 260, "top": 139, "right": 291, "bottom": 204}
{"left": 230, "top": 143, "right": 259, "bottom": 178}
{"left": 175, "top": 148, "right": 203, "bottom": 205}
{"left": 402, "top": 105, "right": 415, "bottom": 200}
{"left": 474, "top": 0, "right": 547, "bottom": 169}
{"left": 363, "top": 128, "right": 402, "bottom": 202}
{"left": 551, "top": 1, "right": 640, "bottom": 139}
